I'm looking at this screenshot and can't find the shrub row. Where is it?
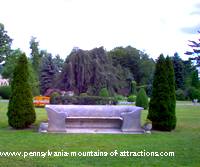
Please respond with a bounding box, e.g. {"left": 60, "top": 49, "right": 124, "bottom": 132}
{"left": 127, "top": 95, "right": 136, "bottom": 102}
{"left": 114, "top": 94, "right": 127, "bottom": 101}
{"left": 176, "top": 87, "right": 200, "bottom": 101}
{"left": 50, "top": 94, "right": 117, "bottom": 105}
{"left": 0, "top": 86, "right": 11, "bottom": 99}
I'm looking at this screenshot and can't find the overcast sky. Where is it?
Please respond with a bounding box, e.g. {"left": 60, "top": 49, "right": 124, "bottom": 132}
{"left": 0, "top": 0, "right": 199, "bottom": 59}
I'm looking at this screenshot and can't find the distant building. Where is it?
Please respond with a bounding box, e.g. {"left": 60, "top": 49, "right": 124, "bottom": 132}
{"left": 0, "top": 75, "right": 9, "bottom": 86}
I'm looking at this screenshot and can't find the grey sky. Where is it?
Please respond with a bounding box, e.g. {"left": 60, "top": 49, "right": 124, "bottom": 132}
{"left": 0, "top": 0, "right": 199, "bottom": 60}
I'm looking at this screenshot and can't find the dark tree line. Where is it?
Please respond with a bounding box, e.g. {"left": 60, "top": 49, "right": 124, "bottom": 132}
{"left": 170, "top": 52, "right": 200, "bottom": 101}
{"left": 0, "top": 22, "right": 199, "bottom": 99}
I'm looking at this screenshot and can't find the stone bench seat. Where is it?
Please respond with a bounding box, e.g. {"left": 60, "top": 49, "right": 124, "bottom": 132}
{"left": 45, "top": 105, "right": 144, "bottom": 133}
{"left": 66, "top": 116, "right": 123, "bottom": 128}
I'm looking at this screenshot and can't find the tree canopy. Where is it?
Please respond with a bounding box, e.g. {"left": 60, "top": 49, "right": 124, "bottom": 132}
{"left": 40, "top": 53, "right": 58, "bottom": 95}
{"left": 172, "top": 53, "right": 185, "bottom": 89}
{"left": 0, "top": 23, "right": 12, "bottom": 63}
{"left": 185, "top": 30, "right": 200, "bottom": 67}
{"left": 57, "top": 47, "right": 132, "bottom": 95}
{"left": 30, "top": 37, "right": 41, "bottom": 75}
{"left": 108, "top": 46, "right": 155, "bottom": 85}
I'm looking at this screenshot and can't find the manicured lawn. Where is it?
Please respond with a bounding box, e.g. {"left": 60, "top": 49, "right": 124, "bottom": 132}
{"left": 0, "top": 101, "right": 200, "bottom": 167}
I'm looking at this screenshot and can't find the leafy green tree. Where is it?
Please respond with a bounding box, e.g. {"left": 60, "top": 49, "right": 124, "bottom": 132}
{"left": 7, "top": 53, "right": 36, "bottom": 129}
{"left": 191, "top": 70, "right": 200, "bottom": 89}
{"left": 183, "top": 60, "right": 197, "bottom": 87}
{"left": 148, "top": 54, "right": 176, "bottom": 131}
{"left": 140, "top": 53, "right": 155, "bottom": 84}
{"left": 108, "top": 46, "right": 155, "bottom": 85}
{"left": 186, "top": 86, "right": 200, "bottom": 100}
{"left": 28, "top": 61, "right": 40, "bottom": 96}
{"left": 1, "top": 49, "right": 40, "bottom": 96}
{"left": 0, "top": 23, "right": 12, "bottom": 63}
{"left": 30, "top": 37, "right": 42, "bottom": 95}
{"left": 172, "top": 53, "right": 185, "bottom": 89}
{"left": 108, "top": 46, "right": 141, "bottom": 83}
{"left": 40, "top": 53, "right": 58, "bottom": 95}
{"left": 135, "top": 88, "right": 148, "bottom": 109}
{"left": 1, "top": 49, "right": 21, "bottom": 79}
{"left": 30, "top": 37, "right": 41, "bottom": 75}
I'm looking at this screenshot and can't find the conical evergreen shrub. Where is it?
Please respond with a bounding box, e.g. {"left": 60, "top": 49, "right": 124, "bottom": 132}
{"left": 135, "top": 88, "right": 148, "bottom": 109}
{"left": 166, "top": 56, "right": 176, "bottom": 130}
{"left": 7, "top": 53, "right": 36, "bottom": 129}
{"left": 99, "top": 88, "right": 109, "bottom": 97}
{"left": 147, "top": 54, "right": 176, "bottom": 131}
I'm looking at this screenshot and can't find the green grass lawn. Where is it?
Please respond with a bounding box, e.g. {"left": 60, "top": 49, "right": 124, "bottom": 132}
{"left": 0, "top": 101, "right": 200, "bottom": 167}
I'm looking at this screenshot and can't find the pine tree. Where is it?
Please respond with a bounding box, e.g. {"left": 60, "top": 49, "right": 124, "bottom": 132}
{"left": 172, "top": 53, "right": 185, "bottom": 89}
{"left": 40, "top": 54, "right": 58, "bottom": 95}
{"left": 135, "top": 88, "right": 148, "bottom": 109}
{"left": 7, "top": 53, "right": 36, "bottom": 129}
{"left": 166, "top": 56, "right": 176, "bottom": 130}
{"left": 147, "top": 54, "right": 176, "bottom": 131}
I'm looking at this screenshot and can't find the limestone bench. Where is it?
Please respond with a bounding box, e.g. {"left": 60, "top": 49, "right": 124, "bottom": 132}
{"left": 45, "top": 105, "right": 144, "bottom": 133}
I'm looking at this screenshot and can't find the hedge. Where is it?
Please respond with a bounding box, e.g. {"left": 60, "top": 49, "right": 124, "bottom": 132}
{"left": 50, "top": 95, "right": 117, "bottom": 105}
{"left": 0, "top": 86, "right": 11, "bottom": 99}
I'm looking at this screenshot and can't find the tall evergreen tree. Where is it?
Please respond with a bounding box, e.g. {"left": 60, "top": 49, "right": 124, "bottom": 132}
{"left": 166, "top": 56, "right": 176, "bottom": 130}
{"left": 1, "top": 49, "right": 21, "bottom": 79}
{"left": 53, "top": 54, "right": 64, "bottom": 72}
{"left": 40, "top": 53, "right": 58, "bottom": 95}
{"left": 172, "top": 53, "right": 185, "bottom": 89}
{"left": 7, "top": 53, "right": 36, "bottom": 129}
{"left": 148, "top": 54, "right": 176, "bottom": 131}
